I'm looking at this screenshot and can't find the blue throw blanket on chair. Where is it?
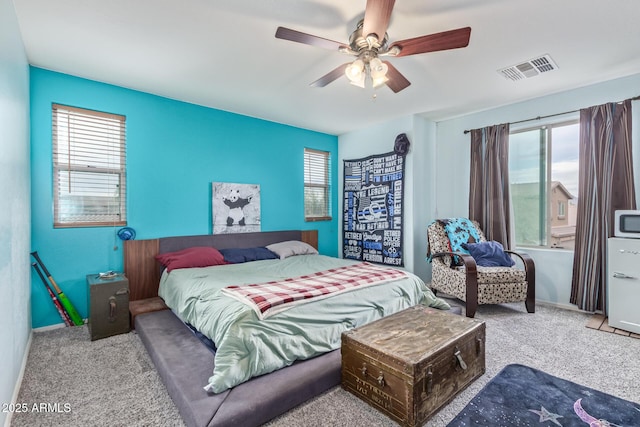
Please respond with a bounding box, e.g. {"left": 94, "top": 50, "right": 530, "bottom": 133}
{"left": 440, "top": 218, "right": 481, "bottom": 253}
{"left": 427, "top": 218, "right": 481, "bottom": 264}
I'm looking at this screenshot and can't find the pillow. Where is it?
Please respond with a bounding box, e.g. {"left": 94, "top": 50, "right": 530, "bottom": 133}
{"left": 219, "top": 247, "right": 279, "bottom": 264}
{"left": 155, "top": 246, "right": 226, "bottom": 272}
{"left": 461, "top": 241, "right": 515, "bottom": 267}
{"left": 265, "top": 240, "right": 319, "bottom": 259}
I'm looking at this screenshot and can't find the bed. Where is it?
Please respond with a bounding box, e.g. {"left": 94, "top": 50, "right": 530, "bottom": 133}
{"left": 124, "top": 229, "right": 452, "bottom": 426}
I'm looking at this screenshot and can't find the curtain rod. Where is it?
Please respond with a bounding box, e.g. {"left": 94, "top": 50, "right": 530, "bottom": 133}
{"left": 463, "top": 94, "right": 640, "bottom": 134}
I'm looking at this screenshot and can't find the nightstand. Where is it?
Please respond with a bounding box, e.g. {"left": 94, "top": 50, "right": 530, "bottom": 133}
{"left": 86, "top": 274, "right": 130, "bottom": 341}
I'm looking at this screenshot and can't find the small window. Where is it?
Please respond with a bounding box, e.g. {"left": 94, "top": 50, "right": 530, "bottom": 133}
{"left": 52, "top": 104, "right": 127, "bottom": 228}
{"left": 557, "top": 201, "right": 566, "bottom": 218}
{"left": 304, "top": 148, "right": 331, "bottom": 221}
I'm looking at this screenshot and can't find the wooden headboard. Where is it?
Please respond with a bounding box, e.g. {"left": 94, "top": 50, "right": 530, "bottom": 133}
{"left": 123, "top": 229, "right": 318, "bottom": 301}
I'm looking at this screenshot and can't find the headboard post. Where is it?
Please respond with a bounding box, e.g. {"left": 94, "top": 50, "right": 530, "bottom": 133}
{"left": 301, "top": 230, "right": 318, "bottom": 250}
{"left": 124, "top": 238, "right": 160, "bottom": 301}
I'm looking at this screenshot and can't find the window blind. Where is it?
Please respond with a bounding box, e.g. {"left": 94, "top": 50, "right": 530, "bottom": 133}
{"left": 304, "top": 148, "right": 331, "bottom": 221}
{"left": 52, "top": 104, "right": 127, "bottom": 228}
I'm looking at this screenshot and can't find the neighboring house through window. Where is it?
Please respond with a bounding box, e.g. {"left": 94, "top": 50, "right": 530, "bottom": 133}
{"left": 509, "top": 119, "right": 579, "bottom": 249}
{"left": 52, "top": 104, "right": 127, "bottom": 228}
{"left": 304, "top": 148, "right": 331, "bottom": 221}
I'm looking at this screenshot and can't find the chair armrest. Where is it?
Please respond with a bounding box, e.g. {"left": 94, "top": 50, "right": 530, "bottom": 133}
{"left": 430, "top": 251, "right": 477, "bottom": 272}
{"left": 505, "top": 250, "right": 536, "bottom": 312}
{"left": 430, "top": 251, "right": 473, "bottom": 264}
{"left": 432, "top": 252, "right": 479, "bottom": 317}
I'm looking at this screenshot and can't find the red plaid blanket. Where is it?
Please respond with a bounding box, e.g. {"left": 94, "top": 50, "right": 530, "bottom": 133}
{"left": 221, "top": 262, "right": 408, "bottom": 319}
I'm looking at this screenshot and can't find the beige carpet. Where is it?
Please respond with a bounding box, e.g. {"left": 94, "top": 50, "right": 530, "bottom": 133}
{"left": 11, "top": 303, "right": 640, "bottom": 427}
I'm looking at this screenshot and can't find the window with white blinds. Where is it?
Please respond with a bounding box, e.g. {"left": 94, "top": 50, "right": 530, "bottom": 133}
{"left": 304, "top": 148, "right": 331, "bottom": 221}
{"left": 52, "top": 104, "right": 127, "bottom": 228}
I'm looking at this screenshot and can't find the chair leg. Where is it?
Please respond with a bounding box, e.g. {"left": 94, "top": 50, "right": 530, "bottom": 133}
{"left": 522, "top": 253, "right": 535, "bottom": 313}
{"left": 525, "top": 276, "right": 535, "bottom": 313}
{"left": 465, "top": 299, "right": 477, "bottom": 318}
{"left": 526, "top": 297, "right": 535, "bottom": 313}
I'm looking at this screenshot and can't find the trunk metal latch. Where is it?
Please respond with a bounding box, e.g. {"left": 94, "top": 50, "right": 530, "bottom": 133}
{"left": 454, "top": 348, "right": 468, "bottom": 370}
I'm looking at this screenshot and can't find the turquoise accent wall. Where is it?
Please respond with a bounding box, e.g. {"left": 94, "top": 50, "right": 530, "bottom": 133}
{"left": 30, "top": 67, "right": 338, "bottom": 328}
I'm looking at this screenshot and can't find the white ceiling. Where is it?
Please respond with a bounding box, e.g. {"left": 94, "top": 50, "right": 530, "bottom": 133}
{"left": 12, "top": 0, "right": 640, "bottom": 135}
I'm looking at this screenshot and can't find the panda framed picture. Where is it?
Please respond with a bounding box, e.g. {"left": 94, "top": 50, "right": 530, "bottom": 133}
{"left": 212, "top": 182, "right": 261, "bottom": 234}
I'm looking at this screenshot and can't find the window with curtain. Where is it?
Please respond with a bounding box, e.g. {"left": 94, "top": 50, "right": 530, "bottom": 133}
{"left": 509, "top": 119, "right": 579, "bottom": 249}
{"left": 52, "top": 104, "right": 127, "bottom": 228}
{"left": 304, "top": 148, "right": 331, "bottom": 221}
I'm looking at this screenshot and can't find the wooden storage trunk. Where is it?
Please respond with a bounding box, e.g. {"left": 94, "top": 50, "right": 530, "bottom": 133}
{"left": 342, "top": 306, "right": 485, "bottom": 426}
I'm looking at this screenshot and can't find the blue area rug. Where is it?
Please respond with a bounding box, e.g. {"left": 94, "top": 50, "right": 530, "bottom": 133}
{"left": 447, "top": 364, "right": 640, "bottom": 426}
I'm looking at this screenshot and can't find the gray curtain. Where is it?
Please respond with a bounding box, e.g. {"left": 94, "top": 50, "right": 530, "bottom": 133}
{"left": 570, "top": 99, "right": 635, "bottom": 313}
{"left": 469, "top": 124, "right": 512, "bottom": 249}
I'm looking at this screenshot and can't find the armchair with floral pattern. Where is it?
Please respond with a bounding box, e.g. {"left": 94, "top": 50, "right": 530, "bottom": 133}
{"left": 427, "top": 218, "right": 535, "bottom": 318}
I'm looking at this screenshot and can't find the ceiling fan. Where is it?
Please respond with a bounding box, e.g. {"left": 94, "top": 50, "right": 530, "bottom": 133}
{"left": 275, "top": 0, "right": 471, "bottom": 93}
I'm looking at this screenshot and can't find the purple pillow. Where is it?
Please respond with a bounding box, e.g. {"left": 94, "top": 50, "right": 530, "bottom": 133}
{"left": 219, "top": 247, "right": 279, "bottom": 264}
{"left": 461, "top": 241, "right": 515, "bottom": 267}
{"left": 155, "top": 246, "right": 227, "bottom": 272}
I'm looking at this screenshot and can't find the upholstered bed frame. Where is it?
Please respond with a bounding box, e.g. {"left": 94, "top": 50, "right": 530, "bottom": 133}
{"left": 123, "top": 229, "right": 342, "bottom": 427}
{"left": 123, "top": 229, "right": 460, "bottom": 426}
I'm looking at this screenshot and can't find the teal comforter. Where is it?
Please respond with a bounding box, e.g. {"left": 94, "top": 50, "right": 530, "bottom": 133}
{"left": 158, "top": 254, "right": 449, "bottom": 393}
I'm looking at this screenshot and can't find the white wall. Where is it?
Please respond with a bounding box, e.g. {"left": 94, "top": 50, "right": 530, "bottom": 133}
{"left": 338, "top": 73, "right": 640, "bottom": 308}
{"left": 338, "top": 114, "right": 443, "bottom": 283}
{"left": 0, "top": 0, "right": 31, "bottom": 423}
{"left": 434, "top": 73, "right": 640, "bottom": 307}
{"left": 411, "top": 115, "right": 437, "bottom": 281}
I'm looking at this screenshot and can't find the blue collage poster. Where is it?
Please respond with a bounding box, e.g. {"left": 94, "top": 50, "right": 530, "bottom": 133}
{"left": 343, "top": 151, "right": 404, "bottom": 266}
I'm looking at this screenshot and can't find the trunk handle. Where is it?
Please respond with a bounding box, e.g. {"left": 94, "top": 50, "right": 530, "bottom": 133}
{"left": 454, "top": 348, "right": 468, "bottom": 370}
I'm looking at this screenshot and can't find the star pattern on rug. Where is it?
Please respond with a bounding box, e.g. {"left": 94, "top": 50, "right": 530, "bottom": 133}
{"left": 581, "top": 389, "right": 594, "bottom": 397}
{"left": 528, "top": 406, "right": 564, "bottom": 426}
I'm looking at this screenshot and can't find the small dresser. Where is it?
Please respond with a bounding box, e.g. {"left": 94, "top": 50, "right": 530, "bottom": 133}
{"left": 86, "top": 274, "right": 130, "bottom": 341}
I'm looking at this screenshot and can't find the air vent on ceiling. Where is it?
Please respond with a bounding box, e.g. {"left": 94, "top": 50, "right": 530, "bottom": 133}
{"left": 498, "top": 54, "right": 558, "bottom": 81}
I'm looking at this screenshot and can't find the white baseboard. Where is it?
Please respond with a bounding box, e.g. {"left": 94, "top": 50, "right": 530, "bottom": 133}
{"left": 535, "top": 300, "right": 590, "bottom": 313}
{"left": 32, "top": 322, "right": 68, "bottom": 332}
{"left": 431, "top": 294, "right": 590, "bottom": 314}
{"left": 4, "top": 331, "right": 33, "bottom": 427}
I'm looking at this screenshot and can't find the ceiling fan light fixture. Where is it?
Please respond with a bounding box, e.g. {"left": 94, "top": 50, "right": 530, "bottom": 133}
{"left": 345, "top": 59, "right": 365, "bottom": 82}
{"left": 275, "top": 0, "right": 472, "bottom": 95}
{"left": 349, "top": 74, "right": 366, "bottom": 88}
{"left": 369, "top": 57, "right": 389, "bottom": 88}
{"left": 369, "top": 58, "right": 388, "bottom": 78}
{"left": 372, "top": 75, "right": 389, "bottom": 88}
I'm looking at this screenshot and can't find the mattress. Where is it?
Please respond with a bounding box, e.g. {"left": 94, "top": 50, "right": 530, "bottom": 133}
{"left": 158, "top": 254, "right": 450, "bottom": 393}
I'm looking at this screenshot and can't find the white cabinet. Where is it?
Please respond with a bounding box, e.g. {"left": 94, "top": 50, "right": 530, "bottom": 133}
{"left": 608, "top": 237, "right": 640, "bottom": 334}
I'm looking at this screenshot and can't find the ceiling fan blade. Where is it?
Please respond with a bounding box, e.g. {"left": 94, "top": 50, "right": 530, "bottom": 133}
{"left": 362, "top": 0, "right": 396, "bottom": 41}
{"left": 310, "top": 63, "right": 350, "bottom": 88}
{"left": 383, "top": 61, "right": 410, "bottom": 93}
{"left": 389, "top": 27, "right": 471, "bottom": 57}
{"left": 275, "top": 27, "right": 347, "bottom": 51}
